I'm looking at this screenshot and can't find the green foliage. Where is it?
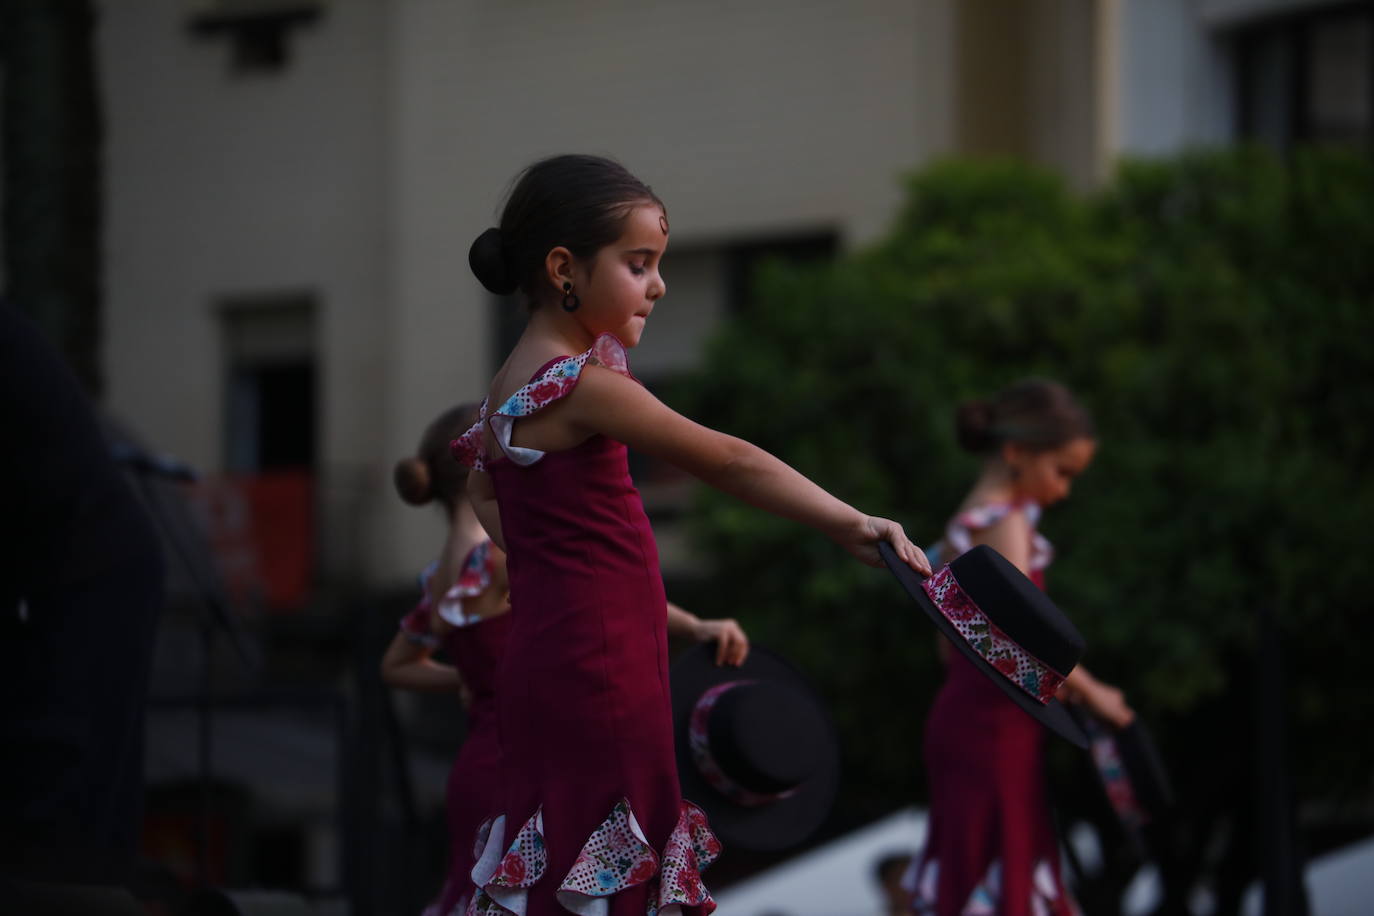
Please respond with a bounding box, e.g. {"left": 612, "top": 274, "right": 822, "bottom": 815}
{"left": 671, "top": 149, "right": 1374, "bottom": 826}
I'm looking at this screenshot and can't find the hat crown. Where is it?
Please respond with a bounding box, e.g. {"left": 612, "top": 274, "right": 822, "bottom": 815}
{"left": 709, "top": 682, "right": 823, "bottom": 794}
{"left": 948, "top": 545, "right": 1084, "bottom": 675}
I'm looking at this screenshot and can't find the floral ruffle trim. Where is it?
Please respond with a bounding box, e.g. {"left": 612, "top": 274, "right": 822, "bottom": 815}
{"left": 929, "top": 501, "right": 1054, "bottom": 573}
{"left": 908, "top": 856, "right": 1078, "bottom": 916}
{"left": 450, "top": 333, "right": 635, "bottom": 471}
{"left": 647, "top": 801, "right": 720, "bottom": 916}
{"left": 467, "top": 809, "right": 548, "bottom": 915}
{"left": 400, "top": 541, "right": 498, "bottom": 643}
{"left": 467, "top": 798, "right": 719, "bottom": 916}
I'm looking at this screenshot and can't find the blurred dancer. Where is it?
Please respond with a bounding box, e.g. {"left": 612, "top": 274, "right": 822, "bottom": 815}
{"left": 909, "top": 379, "right": 1132, "bottom": 916}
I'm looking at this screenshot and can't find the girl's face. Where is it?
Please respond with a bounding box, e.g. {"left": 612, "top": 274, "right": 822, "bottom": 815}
{"left": 1006, "top": 436, "right": 1096, "bottom": 507}
{"left": 573, "top": 203, "right": 667, "bottom": 347}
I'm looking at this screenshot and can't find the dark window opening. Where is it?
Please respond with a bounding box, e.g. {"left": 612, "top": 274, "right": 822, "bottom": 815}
{"left": 227, "top": 360, "right": 316, "bottom": 471}
{"left": 1235, "top": 2, "right": 1374, "bottom": 152}
{"left": 724, "top": 231, "right": 841, "bottom": 313}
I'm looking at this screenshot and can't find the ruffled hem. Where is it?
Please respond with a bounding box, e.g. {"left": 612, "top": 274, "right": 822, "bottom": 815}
{"left": 906, "top": 855, "right": 1078, "bottom": 916}
{"left": 466, "top": 798, "right": 719, "bottom": 916}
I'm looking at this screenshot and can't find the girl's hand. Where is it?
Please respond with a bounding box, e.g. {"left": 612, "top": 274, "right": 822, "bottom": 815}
{"left": 1063, "top": 671, "right": 1136, "bottom": 730}
{"left": 842, "top": 515, "right": 931, "bottom": 575}
{"left": 1086, "top": 682, "right": 1135, "bottom": 730}
{"left": 693, "top": 617, "right": 750, "bottom": 666}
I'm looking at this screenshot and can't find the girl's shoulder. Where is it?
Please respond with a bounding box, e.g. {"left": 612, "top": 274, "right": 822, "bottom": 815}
{"left": 951, "top": 500, "right": 1039, "bottom": 533}
{"left": 936, "top": 500, "right": 1053, "bottom": 571}
{"left": 450, "top": 334, "right": 636, "bottom": 470}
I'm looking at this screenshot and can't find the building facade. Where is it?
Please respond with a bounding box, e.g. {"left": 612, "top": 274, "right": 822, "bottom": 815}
{"left": 91, "top": 0, "right": 1370, "bottom": 596}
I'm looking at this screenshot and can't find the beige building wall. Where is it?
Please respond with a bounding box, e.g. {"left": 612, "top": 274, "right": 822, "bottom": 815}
{"left": 100, "top": 0, "right": 392, "bottom": 581}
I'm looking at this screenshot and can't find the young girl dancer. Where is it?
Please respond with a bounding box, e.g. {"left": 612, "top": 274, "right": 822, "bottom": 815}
{"left": 451, "top": 154, "right": 928, "bottom": 915}
{"left": 382, "top": 403, "right": 750, "bottom": 916}
{"left": 910, "top": 379, "right": 1133, "bottom": 916}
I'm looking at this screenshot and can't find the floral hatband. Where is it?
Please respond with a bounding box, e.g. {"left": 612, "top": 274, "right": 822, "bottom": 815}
{"left": 688, "top": 681, "right": 800, "bottom": 808}
{"left": 920, "top": 565, "right": 1066, "bottom": 704}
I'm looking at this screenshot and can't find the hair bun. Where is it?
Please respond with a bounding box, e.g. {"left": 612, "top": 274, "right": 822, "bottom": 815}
{"left": 954, "top": 399, "right": 997, "bottom": 453}
{"left": 469, "top": 227, "right": 519, "bottom": 295}
{"left": 394, "top": 456, "right": 433, "bottom": 506}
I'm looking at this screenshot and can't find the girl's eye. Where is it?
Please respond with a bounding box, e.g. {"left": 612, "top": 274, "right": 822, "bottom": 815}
{"left": 629, "top": 263, "right": 646, "bottom": 276}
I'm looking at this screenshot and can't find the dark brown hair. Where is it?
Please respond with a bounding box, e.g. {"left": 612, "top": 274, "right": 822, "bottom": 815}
{"left": 393, "top": 403, "right": 481, "bottom": 510}
{"left": 468, "top": 154, "right": 665, "bottom": 302}
{"left": 955, "top": 379, "right": 1095, "bottom": 455}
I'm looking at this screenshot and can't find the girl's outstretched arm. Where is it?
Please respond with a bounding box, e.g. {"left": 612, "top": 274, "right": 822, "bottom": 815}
{"left": 566, "top": 367, "right": 929, "bottom": 574}
{"left": 465, "top": 469, "right": 506, "bottom": 552}
{"left": 379, "top": 630, "right": 464, "bottom": 694}
{"left": 666, "top": 601, "right": 750, "bottom": 666}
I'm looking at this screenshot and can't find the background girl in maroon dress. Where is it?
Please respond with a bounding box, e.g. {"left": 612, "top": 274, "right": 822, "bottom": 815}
{"left": 383, "top": 403, "right": 513, "bottom": 916}
{"left": 452, "top": 154, "right": 930, "bottom": 915}
{"left": 910, "top": 379, "right": 1135, "bottom": 916}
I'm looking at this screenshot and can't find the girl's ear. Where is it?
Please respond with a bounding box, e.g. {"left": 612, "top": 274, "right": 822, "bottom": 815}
{"left": 544, "top": 246, "right": 575, "bottom": 294}
{"left": 1001, "top": 441, "right": 1027, "bottom": 475}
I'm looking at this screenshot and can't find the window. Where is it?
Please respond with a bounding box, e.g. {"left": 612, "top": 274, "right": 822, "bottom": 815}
{"left": 208, "top": 295, "right": 317, "bottom": 611}
{"left": 221, "top": 296, "right": 317, "bottom": 472}
{"left": 188, "top": 0, "right": 325, "bottom": 73}
{"left": 1235, "top": 3, "right": 1374, "bottom": 150}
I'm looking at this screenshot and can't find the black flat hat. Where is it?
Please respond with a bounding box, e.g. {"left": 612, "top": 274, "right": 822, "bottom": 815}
{"left": 878, "top": 542, "right": 1090, "bottom": 748}
{"left": 671, "top": 643, "right": 840, "bottom": 852}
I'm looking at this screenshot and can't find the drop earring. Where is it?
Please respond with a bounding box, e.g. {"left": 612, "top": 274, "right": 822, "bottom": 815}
{"left": 561, "top": 281, "right": 580, "bottom": 312}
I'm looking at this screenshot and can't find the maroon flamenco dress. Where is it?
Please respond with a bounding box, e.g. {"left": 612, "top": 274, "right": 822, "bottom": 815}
{"left": 910, "top": 503, "right": 1079, "bottom": 916}
{"left": 398, "top": 541, "right": 514, "bottom": 916}
{"left": 450, "top": 334, "right": 719, "bottom": 916}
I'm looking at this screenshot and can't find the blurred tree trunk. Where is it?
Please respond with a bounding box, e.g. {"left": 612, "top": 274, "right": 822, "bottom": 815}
{"left": 1, "top": 0, "right": 104, "bottom": 397}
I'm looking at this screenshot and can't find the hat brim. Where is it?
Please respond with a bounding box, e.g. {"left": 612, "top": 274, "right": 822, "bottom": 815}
{"left": 878, "top": 541, "right": 1089, "bottom": 749}
{"left": 671, "top": 642, "right": 840, "bottom": 852}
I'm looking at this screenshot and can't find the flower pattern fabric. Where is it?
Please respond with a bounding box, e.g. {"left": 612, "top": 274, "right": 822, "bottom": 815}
{"left": 468, "top": 810, "right": 547, "bottom": 916}
{"left": 648, "top": 802, "right": 720, "bottom": 916}
{"left": 921, "top": 566, "right": 1066, "bottom": 704}
{"left": 909, "top": 857, "right": 1078, "bottom": 916}
{"left": 465, "top": 801, "right": 719, "bottom": 915}
{"left": 556, "top": 799, "right": 658, "bottom": 914}
{"left": 450, "top": 334, "right": 635, "bottom": 472}
{"left": 400, "top": 540, "right": 498, "bottom": 645}
{"left": 926, "top": 501, "right": 1053, "bottom": 571}
{"left": 1085, "top": 717, "right": 1147, "bottom": 828}
{"left": 687, "top": 682, "right": 795, "bottom": 807}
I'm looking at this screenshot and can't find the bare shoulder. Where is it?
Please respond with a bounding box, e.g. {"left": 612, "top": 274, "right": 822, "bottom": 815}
{"left": 969, "top": 505, "right": 1033, "bottom": 571}
{"left": 563, "top": 360, "right": 660, "bottom": 420}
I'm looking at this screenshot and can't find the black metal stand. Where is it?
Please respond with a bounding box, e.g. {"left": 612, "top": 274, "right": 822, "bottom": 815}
{"left": 120, "top": 453, "right": 259, "bottom": 886}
